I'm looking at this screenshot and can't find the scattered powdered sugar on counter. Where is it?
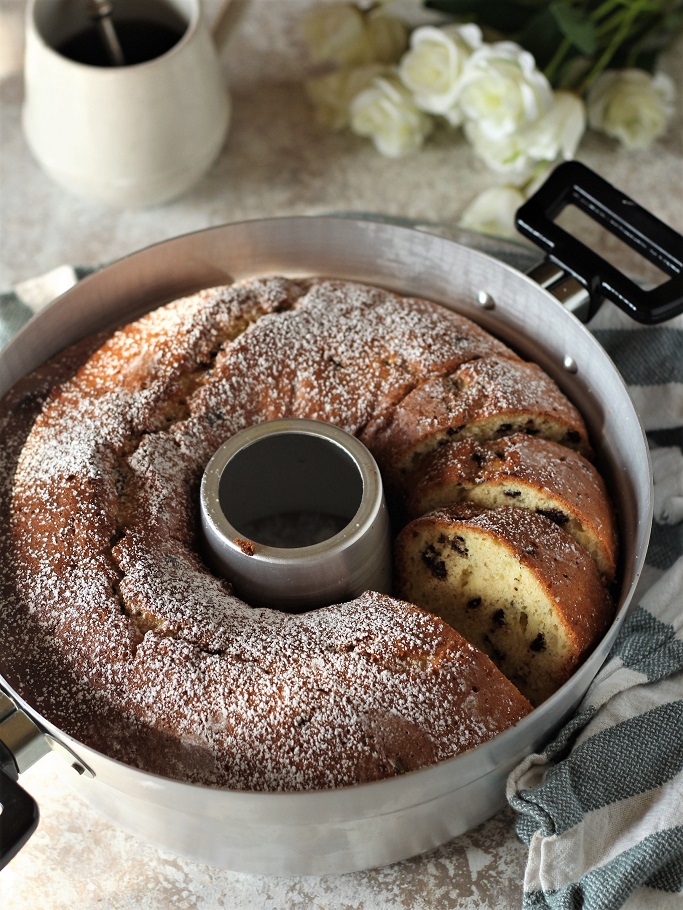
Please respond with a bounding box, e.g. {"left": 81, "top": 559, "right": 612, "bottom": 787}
{"left": 2, "top": 752, "right": 527, "bottom": 910}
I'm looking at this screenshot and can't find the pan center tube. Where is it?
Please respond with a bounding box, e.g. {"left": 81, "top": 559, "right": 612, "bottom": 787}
{"left": 199, "top": 419, "right": 392, "bottom": 611}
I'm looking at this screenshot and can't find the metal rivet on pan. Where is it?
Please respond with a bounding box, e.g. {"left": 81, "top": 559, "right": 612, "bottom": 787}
{"left": 563, "top": 355, "right": 578, "bottom": 373}
{"left": 44, "top": 733, "right": 95, "bottom": 778}
{"left": 477, "top": 290, "right": 495, "bottom": 310}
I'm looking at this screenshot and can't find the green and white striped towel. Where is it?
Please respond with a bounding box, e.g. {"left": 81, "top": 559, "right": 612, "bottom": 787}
{"left": 2, "top": 260, "right": 682, "bottom": 910}
{"left": 508, "top": 303, "right": 683, "bottom": 910}
{"left": 0, "top": 264, "right": 98, "bottom": 349}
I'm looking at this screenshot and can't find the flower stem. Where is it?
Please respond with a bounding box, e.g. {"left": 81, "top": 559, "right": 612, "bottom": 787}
{"left": 579, "top": 1, "right": 646, "bottom": 90}
{"left": 544, "top": 36, "right": 573, "bottom": 85}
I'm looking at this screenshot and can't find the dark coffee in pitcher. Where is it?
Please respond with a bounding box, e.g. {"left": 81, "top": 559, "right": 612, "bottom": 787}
{"left": 58, "top": 17, "right": 186, "bottom": 66}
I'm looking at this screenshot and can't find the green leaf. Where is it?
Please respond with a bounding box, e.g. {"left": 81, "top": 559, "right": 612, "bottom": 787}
{"left": 424, "top": 0, "right": 540, "bottom": 33}
{"left": 549, "top": 2, "right": 597, "bottom": 55}
{"left": 517, "top": 8, "right": 565, "bottom": 69}
{"left": 627, "top": 48, "right": 658, "bottom": 72}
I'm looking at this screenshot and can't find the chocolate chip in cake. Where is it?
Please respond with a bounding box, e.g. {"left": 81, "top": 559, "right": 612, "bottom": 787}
{"left": 537, "top": 507, "right": 569, "bottom": 525}
{"left": 491, "top": 608, "right": 506, "bottom": 628}
{"left": 530, "top": 632, "right": 547, "bottom": 652}
{"left": 421, "top": 545, "right": 447, "bottom": 579}
{"left": 448, "top": 535, "right": 469, "bottom": 557}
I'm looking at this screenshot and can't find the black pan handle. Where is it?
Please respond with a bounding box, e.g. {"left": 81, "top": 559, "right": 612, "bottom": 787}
{"left": 0, "top": 740, "right": 39, "bottom": 870}
{"left": 0, "top": 687, "right": 94, "bottom": 868}
{"left": 515, "top": 160, "right": 683, "bottom": 325}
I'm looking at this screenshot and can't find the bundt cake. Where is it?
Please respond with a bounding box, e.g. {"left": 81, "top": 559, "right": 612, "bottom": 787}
{"left": 0, "top": 275, "right": 616, "bottom": 789}
{"left": 394, "top": 502, "right": 614, "bottom": 706}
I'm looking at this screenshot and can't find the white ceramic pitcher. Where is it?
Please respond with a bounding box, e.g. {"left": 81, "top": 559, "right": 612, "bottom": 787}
{"left": 22, "top": 0, "right": 239, "bottom": 208}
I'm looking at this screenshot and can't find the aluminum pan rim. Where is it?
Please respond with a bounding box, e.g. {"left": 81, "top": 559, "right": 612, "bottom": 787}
{"left": 0, "top": 216, "right": 653, "bottom": 871}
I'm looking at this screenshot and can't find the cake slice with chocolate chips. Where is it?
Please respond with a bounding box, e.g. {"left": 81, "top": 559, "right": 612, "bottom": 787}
{"left": 394, "top": 502, "right": 614, "bottom": 706}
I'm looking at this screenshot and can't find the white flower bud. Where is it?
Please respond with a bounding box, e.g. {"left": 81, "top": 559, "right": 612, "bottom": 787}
{"left": 305, "top": 64, "right": 389, "bottom": 130}
{"left": 301, "top": 3, "right": 407, "bottom": 68}
{"left": 350, "top": 74, "right": 433, "bottom": 157}
{"left": 459, "top": 41, "right": 554, "bottom": 139}
{"left": 398, "top": 24, "right": 482, "bottom": 124}
{"left": 463, "top": 120, "right": 534, "bottom": 180}
{"left": 301, "top": 3, "right": 370, "bottom": 67}
{"left": 459, "top": 186, "right": 527, "bottom": 238}
{"left": 587, "top": 69, "right": 676, "bottom": 150}
{"left": 366, "top": 8, "right": 409, "bottom": 65}
{"left": 525, "top": 91, "right": 586, "bottom": 161}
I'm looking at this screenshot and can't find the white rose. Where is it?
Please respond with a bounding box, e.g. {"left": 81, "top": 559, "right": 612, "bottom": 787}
{"left": 464, "top": 120, "right": 535, "bottom": 181}
{"left": 587, "top": 69, "right": 676, "bottom": 150}
{"left": 301, "top": 3, "right": 370, "bottom": 67}
{"left": 350, "top": 74, "right": 433, "bottom": 157}
{"left": 305, "top": 65, "right": 388, "bottom": 130}
{"left": 458, "top": 41, "right": 554, "bottom": 139}
{"left": 398, "top": 24, "right": 482, "bottom": 124}
{"left": 459, "top": 186, "right": 527, "bottom": 239}
{"left": 525, "top": 91, "right": 586, "bottom": 161}
{"left": 464, "top": 90, "right": 585, "bottom": 183}
{"left": 366, "top": 8, "right": 409, "bottom": 65}
{"left": 301, "top": 3, "right": 407, "bottom": 68}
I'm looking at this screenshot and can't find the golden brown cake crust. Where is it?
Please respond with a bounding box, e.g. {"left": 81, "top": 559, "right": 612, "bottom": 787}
{"left": 359, "top": 356, "right": 592, "bottom": 489}
{"left": 405, "top": 434, "right": 618, "bottom": 583}
{"left": 0, "top": 277, "right": 538, "bottom": 791}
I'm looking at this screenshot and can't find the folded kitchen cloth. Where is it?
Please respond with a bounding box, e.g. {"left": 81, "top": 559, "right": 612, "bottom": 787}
{"left": 508, "top": 304, "right": 683, "bottom": 910}
{"left": 2, "top": 261, "right": 683, "bottom": 909}
{"left": 0, "top": 264, "right": 97, "bottom": 349}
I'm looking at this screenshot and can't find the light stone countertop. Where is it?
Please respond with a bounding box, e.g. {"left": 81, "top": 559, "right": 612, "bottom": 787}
{"left": 1, "top": 0, "right": 682, "bottom": 288}
{"left": 1, "top": 754, "right": 528, "bottom": 910}
{"left": 0, "top": 1, "right": 682, "bottom": 907}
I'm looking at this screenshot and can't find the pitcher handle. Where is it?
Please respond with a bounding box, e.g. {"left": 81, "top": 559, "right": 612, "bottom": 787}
{"left": 211, "top": 0, "right": 250, "bottom": 51}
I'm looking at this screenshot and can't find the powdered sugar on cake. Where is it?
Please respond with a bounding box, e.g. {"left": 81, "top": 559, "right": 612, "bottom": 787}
{"left": 0, "top": 277, "right": 563, "bottom": 790}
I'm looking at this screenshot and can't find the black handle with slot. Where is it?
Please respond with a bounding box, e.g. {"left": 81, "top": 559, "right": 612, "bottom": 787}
{"left": 515, "top": 160, "right": 683, "bottom": 324}
{"left": 0, "top": 739, "right": 39, "bottom": 869}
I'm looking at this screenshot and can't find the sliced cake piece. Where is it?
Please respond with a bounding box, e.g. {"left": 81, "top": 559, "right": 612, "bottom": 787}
{"left": 405, "top": 434, "right": 617, "bottom": 584}
{"left": 394, "top": 502, "right": 613, "bottom": 706}
{"left": 360, "top": 356, "right": 591, "bottom": 489}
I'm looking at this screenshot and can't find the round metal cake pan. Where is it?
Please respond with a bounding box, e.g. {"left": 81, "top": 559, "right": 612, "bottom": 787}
{"left": 0, "top": 166, "right": 670, "bottom": 875}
